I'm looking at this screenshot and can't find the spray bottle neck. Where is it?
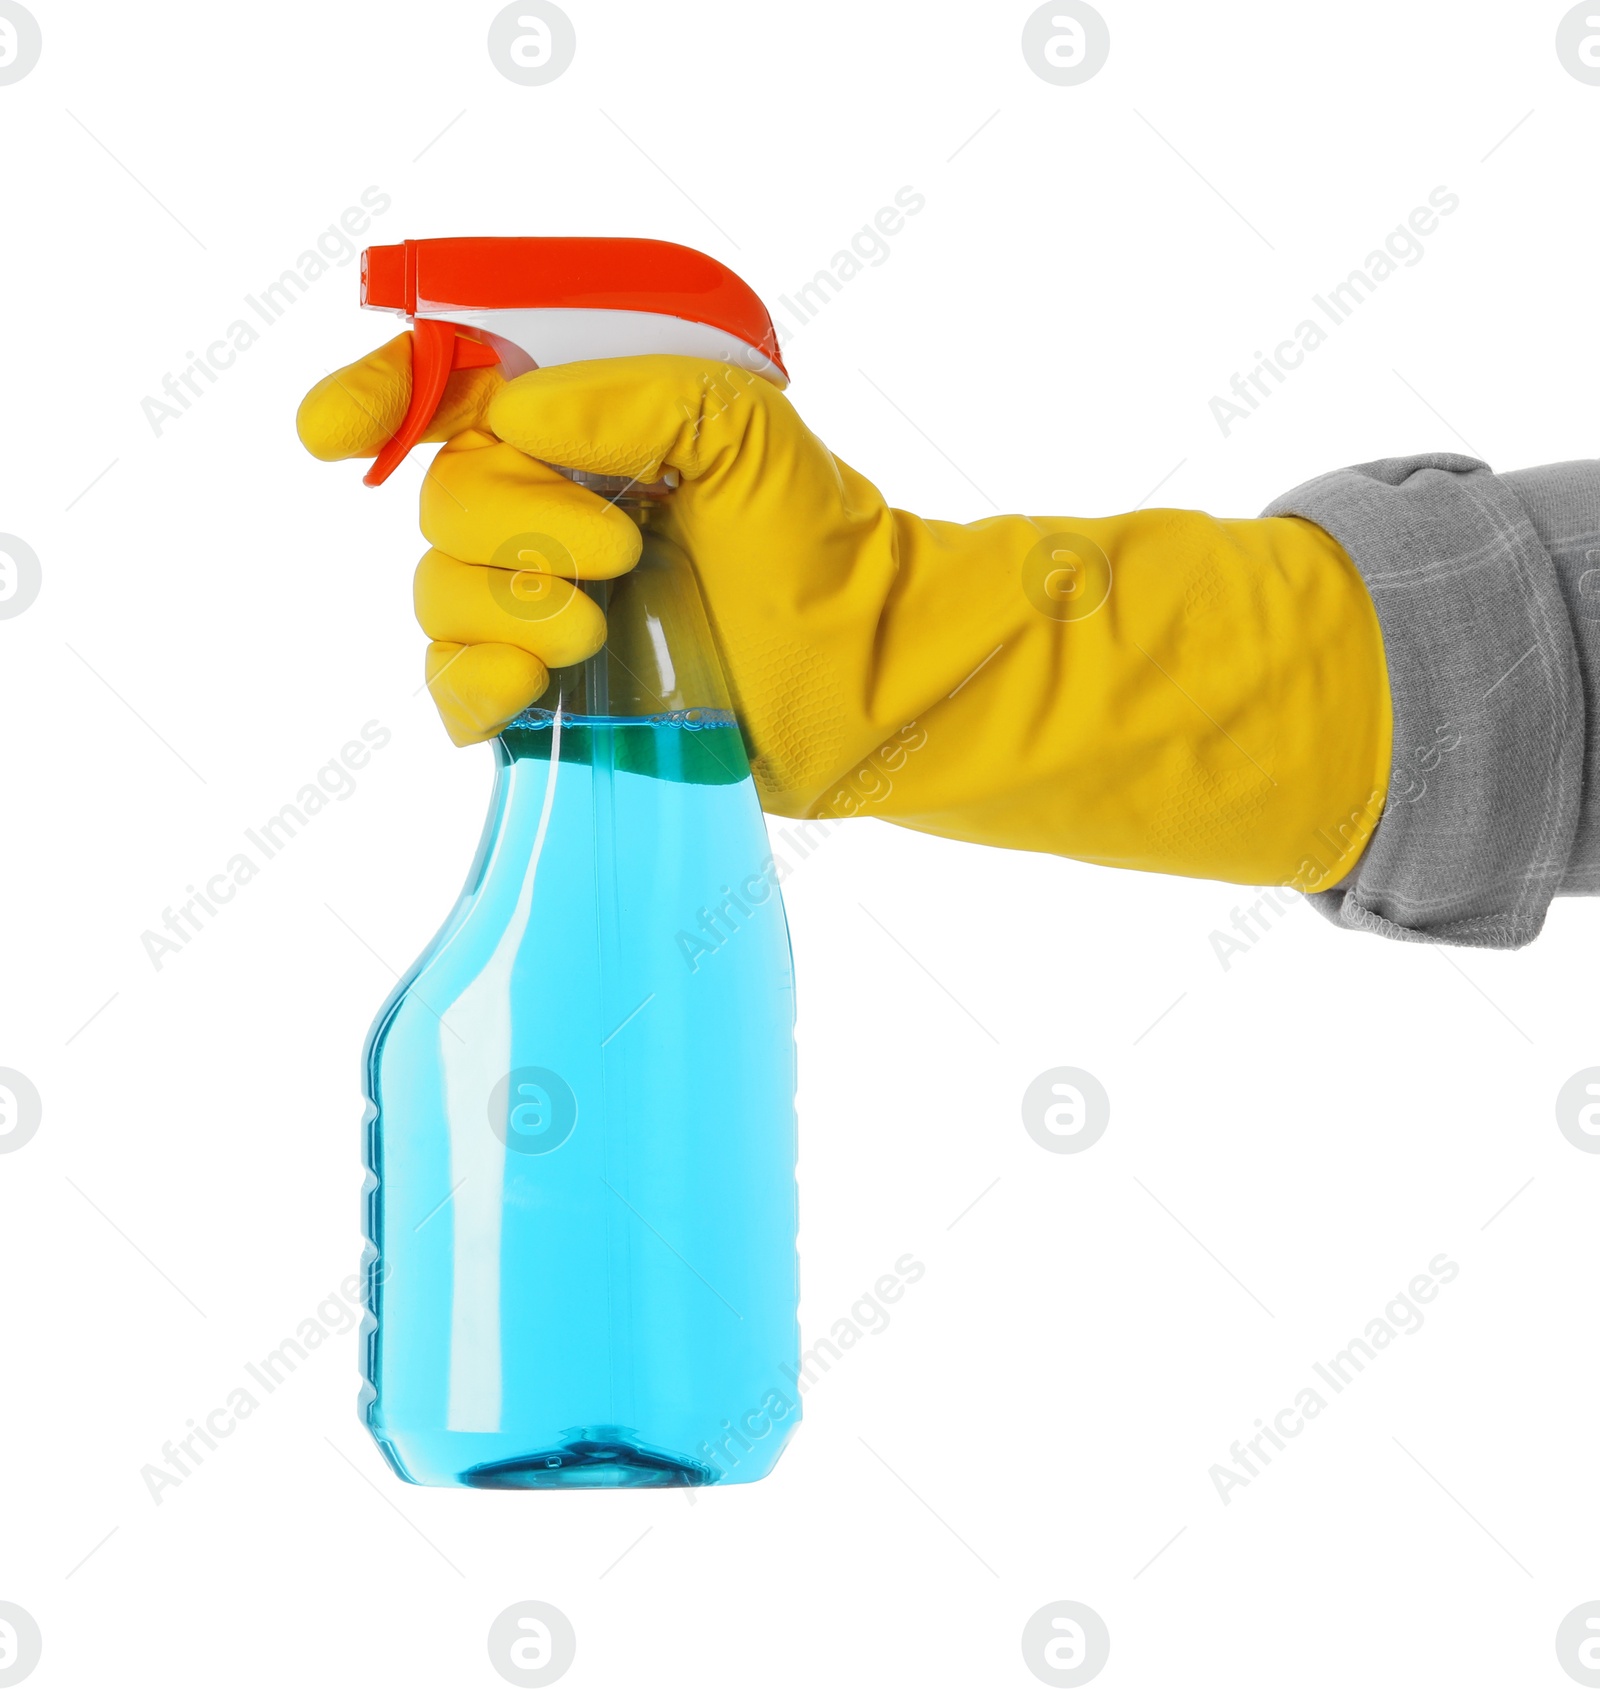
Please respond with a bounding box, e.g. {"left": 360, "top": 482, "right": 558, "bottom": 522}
{"left": 500, "top": 517, "right": 738, "bottom": 746}
{"left": 555, "top": 466, "right": 679, "bottom": 507}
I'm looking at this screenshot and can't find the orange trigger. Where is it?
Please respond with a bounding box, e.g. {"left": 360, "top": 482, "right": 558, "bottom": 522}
{"left": 364, "top": 323, "right": 501, "bottom": 487}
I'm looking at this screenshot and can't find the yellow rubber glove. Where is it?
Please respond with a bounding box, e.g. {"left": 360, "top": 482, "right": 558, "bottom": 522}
{"left": 297, "top": 341, "right": 1392, "bottom": 892}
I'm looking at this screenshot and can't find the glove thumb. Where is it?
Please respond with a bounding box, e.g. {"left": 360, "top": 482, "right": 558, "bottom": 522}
{"left": 296, "top": 332, "right": 504, "bottom": 462}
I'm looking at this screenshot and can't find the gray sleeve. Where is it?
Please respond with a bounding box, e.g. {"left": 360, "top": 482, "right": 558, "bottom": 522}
{"left": 1261, "top": 453, "right": 1600, "bottom": 949}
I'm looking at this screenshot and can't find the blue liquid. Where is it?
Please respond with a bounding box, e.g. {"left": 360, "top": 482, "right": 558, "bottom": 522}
{"left": 361, "top": 710, "right": 800, "bottom": 1487}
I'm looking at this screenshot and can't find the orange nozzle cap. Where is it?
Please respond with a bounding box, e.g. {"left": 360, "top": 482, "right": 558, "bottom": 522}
{"left": 359, "top": 238, "right": 784, "bottom": 372}
{"left": 356, "top": 237, "right": 787, "bottom": 486}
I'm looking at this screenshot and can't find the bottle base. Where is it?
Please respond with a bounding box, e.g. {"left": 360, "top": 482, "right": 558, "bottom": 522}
{"left": 372, "top": 1422, "right": 724, "bottom": 1489}
{"left": 464, "top": 1425, "right": 718, "bottom": 1489}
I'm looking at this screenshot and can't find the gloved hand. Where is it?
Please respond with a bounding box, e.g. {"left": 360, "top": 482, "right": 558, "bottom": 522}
{"left": 297, "top": 339, "right": 1393, "bottom": 891}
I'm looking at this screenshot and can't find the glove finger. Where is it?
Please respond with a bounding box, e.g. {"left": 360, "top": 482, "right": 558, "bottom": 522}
{"left": 486, "top": 353, "right": 794, "bottom": 486}
{"left": 414, "top": 548, "right": 607, "bottom": 670}
{"left": 420, "top": 432, "right": 642, "bottom": 579}
{"left": 297, "top": 332, "right": 503, "bottom": 462}
{"left": 425, "top": 641, "right": 548, "bottom": 746}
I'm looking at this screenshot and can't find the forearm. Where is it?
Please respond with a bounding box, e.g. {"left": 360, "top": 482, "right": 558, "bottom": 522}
{"left": 764, "top": 500, "right": 1392, "bottom": 893}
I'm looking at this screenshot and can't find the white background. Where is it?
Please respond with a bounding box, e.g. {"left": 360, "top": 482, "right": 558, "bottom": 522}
{"left": 2, "top": 2, "right": 1598, "bottom": 1684}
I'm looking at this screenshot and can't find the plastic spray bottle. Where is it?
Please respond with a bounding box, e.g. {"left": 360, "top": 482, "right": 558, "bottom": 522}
{"left": 352, "top": 238, "right": 799, "bottom": 1488}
